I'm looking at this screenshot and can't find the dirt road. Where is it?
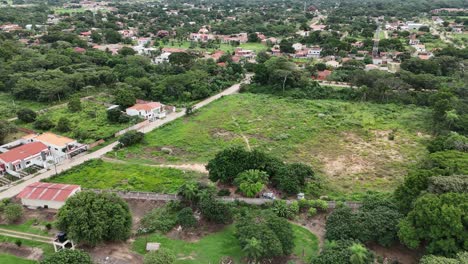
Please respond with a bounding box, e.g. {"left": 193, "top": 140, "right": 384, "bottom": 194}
{"left": 0, "top": 75, "right": 252, "bottom": 199}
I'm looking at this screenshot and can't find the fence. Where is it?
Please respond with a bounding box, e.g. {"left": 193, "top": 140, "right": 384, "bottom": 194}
{"left": 114, "top": 120, "right": 149, "bottom": 137}
{"left": 86, "top": 189, "right": 362, "bottom": 209}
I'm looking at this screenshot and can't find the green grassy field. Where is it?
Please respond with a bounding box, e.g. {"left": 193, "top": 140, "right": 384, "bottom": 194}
{"left": 45, "top": 159, "right": 206, "bottom": 193}
{"left": 133, "top": 224, "right": 318, "bottom": 263}
{"left": 0, "top": 93, "right": 51, "bottom": 120}
{"left": 112, "top": 93, "right": 431, "bottom": 195}
{"left": 0, "top": 219, "right": 52, "bottom": 236}
{"left": 17, "top": 101, "right": 133, "bottom": 143}
{"left": 0, "top": 254, "right": 35, "bottom": 264}
{"left": 160, "top": 40, "right": 267, "bottom": 54}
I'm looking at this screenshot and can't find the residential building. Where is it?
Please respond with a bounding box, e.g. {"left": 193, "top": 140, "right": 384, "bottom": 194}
{"left": 17, "top": 182, "right": 81, "bottom": 209}
{"left": 0, "top": 142, "right": 50, "bottom": 175}
{"left": 32, "top": 133, "right": 86, "bottom": 160}
{"left": 126, "top": 100, "right": 167, "bottom": 120}
{"left": 308, "top": 46, "right": 322, "bottom": 58}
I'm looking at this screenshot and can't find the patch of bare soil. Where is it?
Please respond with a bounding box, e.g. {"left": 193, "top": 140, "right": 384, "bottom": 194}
{"left": 166, "top": 218, "right": 225, "bottom": 242}
{"left": 0, "top": 242, "right": 43, "bottom": 260}
{"left": 86, "top": 241, "right": 143, "bottom": 264}
{"left": 367, "top": 242, "right": 423, "bottom": 264}
{"left": 319, "top": 130, "right": 405, "bottom": 179}
{"left": 210, "top": 128, "right": 237, "bottom": 141}
{"left": 125, "top": 199, "right": 166, "bottom": 230}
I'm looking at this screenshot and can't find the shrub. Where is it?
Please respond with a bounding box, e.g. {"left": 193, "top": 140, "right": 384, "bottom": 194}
{"left": 119, "top": 131, "right": 144, "bottom": 147}
{"left": 140, "top": 207, "right": 177, "bottom": 234}
{"left": 177, "top": 207, "right": 197, "bottom": 228}
{"left": 143, "top": 248, "right": 176, "bottom": 264}
{"left": 17, "top": 108, "right": 36, "bottom": 123}
{"left": 41, "top": 249, "right": 92, "bottom": 264}
{"left": 15, "top": 240, "right": 22, "bottom": 247}
{"left": 199, "top": 196, "right": 232, "bottom": 224}
{"left": 308, "top": 208, "right": 317, "bottom": 218}
{"left": 33, "top": 116, "right": 55, "bottom": 130}
{"left": 56, "top": 117, "right": 71, "bottom": 132}
{"left": 67, "top": 97, "right": 82, "bottom": 112}
{"left": 107, "top": 108, "right": 122, "bottom": 123}
{"left": 217, "top": 189, "right": 231, "bottom": 196}
{"left": 45, "top": 223, "right": 52, "bottom": 230}
{"left": 234, "top": 170, "right": 268, "bottom": 197}
{"left": 4, "top": 203, "right": 23, "bottom": 223}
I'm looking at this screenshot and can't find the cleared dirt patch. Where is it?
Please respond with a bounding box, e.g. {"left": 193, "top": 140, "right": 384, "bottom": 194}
{"left": 368, "top": 242, "right": 423, "bottom": 264}
{"left": 86, "top": 241, "right": 143, "bottom": 264}
{"left": 0, "top": 242, "right": 43, "bottom": 260}
{"left": 210, "top": 128, "right": 237, "bottom": 141}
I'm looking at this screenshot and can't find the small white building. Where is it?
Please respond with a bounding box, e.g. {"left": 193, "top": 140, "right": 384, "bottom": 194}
{"left": 126, "top": 101, "right": 167, "bottom": 120}
{"left": 31, "top": 133, "right": 86, "bottom": 161}
{"left": 307, "top": 46, "right": 322, "bottom": 58}
{"left": 17, "top": 182, "right": 81, "bottom": 209}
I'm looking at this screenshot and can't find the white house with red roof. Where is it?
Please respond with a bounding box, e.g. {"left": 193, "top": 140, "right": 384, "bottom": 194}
{"left": 126, "top": 100, "right": 167, "bottom": 120}
{"left": 17, "top": 182, "right": 81, "bottom": 209}
{"left": 0, "top": 142, "right": 50, "bottom": 175}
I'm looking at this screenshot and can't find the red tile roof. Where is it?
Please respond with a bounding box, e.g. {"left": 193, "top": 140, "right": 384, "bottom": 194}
{"left": 0, "top": 142, "right": 48, "bottom": 163}
{"left": 127, "top": 102, "right": 162, "bottom": 112}
{"left": 17, "top": 182, "right": 80, "bottom": 202}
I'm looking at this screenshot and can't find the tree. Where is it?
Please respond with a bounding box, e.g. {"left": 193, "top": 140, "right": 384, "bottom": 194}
{"left": 17, "top": 108, "right": 37, "bottom": 123}
{"left": 41, "top": 250, "right": 92, "bottom": 264}
{"left": 56, "top": 117, "right": 71, "bottom": 132}
{"left": 168, "top": 52, "right": 194, "bottom": 66}
{"left": 325, "top": 206, "right": 357, "bottom": 241}
{"left": 398, "top": 193, "right": 467, "bottom": 256}
{"left": 3, "top": 203, "right": 23, "bottom": 223}
{"left": 312, "top": 240, "right": 373, "bottom": 264}
{"left": 176, "top": 207, "right": 197, "bottom": 228}
{"left": 248, "top": 33, "right": 260, "bottom": 43}
{"left": 67, "top": 97, "right": 81, "bottom": 112}
{"left": 118, "top": 47, "right": 137, "bottom": 56}
{"left": 143, "top": 248, "right": 176, "bottom": 264}
{"left": 0, "top": 121, "right": 14, "bottom": 145}
{"left": 119, "top": 131, "right": 144, "bottom": 147}
{"left": 56, "top": 191, "right": 132, "bottom": 246}
{"left": 243, "top": 237, "right": 263, "bottom": 263}
{"left": 114, "top": 88, "right": 136, "bottom": 109}
{"left": 420, "top": 252, "right": 468, "bottom": 264}
{"left": 107, "top": 108, "right": 123, "bottom": 123}
{"left": 234, "top": 170, "right": 268, "bottom": 197}
{"left": 33, "top": 116, "right": 55, "bottom": 130}
{"left": 199, "top": 196, "right": 232, "bottom": 224}
{"left": 349, "top": 243, "right": 369, "bottom": 264}
{"left": 279, "top": 41, "right": 294, "bottom": 54}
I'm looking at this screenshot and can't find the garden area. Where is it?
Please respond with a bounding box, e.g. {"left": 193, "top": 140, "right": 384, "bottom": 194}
{"left": 45, "top": 159, "right": 206, "bottom": 193}
{"left": 112, "top": 93, "right": 432, "bottom": 196}
{"left": 16, "top": 100, "right": 137, "bottom": 144}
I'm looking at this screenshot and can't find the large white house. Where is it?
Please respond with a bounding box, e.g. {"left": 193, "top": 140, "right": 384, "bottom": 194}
{"left": 126, "top": 101, "right": 167, "bottom": 120}
{"left": 0, "top": 142, "right": 50, "bottom": 175}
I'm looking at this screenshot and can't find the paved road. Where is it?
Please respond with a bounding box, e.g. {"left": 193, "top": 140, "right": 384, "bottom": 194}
{"left": 0, "top": 75, "right": 252, "bottom": 199}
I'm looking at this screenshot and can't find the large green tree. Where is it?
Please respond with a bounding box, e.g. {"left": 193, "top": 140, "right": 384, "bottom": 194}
{"left": 56, "top": 191, "right": 132, "bottom": 246}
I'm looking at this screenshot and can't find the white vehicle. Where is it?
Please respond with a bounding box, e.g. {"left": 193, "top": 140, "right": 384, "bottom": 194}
{"left": 262, "top": 192, "right": 276, "bottom": 200}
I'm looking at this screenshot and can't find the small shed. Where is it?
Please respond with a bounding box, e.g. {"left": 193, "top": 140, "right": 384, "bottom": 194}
{"left": 17, "top": 182, "right": 81, "bottom": 209}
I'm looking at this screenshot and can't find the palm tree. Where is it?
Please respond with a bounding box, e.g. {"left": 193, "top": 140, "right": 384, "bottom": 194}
{"left": 349, "top": 243, "right": 368, "bottom": 264}
{"left": 243, "top": 237, "right": 263, "bottom": 264}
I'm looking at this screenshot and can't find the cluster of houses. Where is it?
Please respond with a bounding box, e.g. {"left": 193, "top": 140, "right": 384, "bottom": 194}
{"left": 189, "top": 26, "right": 248, "bottom": 43}
{"left": 385, "top": 21, "right": 428, "bottom": 31}
{"left": 0, "top": 133, "right": 86, "bottom": 177}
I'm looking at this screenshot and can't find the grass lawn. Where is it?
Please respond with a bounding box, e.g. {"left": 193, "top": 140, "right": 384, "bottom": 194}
{"left": 0, "top": 234, "right": 54, "bottom": 258}
{"left": 159, "top": 40, "right": 267, "bottom": 54}
{"left": 45, "top": 159, "right": 206, "bottom": 193}
{"left": 133, "top": 224, "right": 318, "bottom": 263}
{"left": 0, "top": 219, "right": 52, "bottom": 237}
{"left": 17, "top": 101, "right": 134, "bottom": 144}
{"left": 0, "top": 93, "right": 51, "bottom": 120}
{"left": 0, "top": 253, "right": 36, "bottom": 264}
{"left": 112, "top": 93, "right": 431, "bottom": 196}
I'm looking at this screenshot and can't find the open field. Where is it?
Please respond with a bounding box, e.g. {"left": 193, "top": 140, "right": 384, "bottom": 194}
{"left": 0, "top": 235, "right": 54, "bottom": 261}
{"left": 45, "top": 159, "right": 206, "bottom": 193}
{"left": 160, "top": 40, "right": 267, "bottom": 54}
{"left": 113, "top": 93, "right": 431, "bottom": 196}
{"left": 17, "top": 101, "right": 134, "bottom": 143}
{"left": 0, "top": 253, "right": 35, "bottom": 264}
{"left": 133, "top": 224, "right": 319, "bottom": 263}
{"left": 0, "top": 93, "right": 52, "bottom": 120}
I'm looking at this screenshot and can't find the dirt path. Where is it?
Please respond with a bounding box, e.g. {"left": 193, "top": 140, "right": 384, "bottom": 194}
{"left": 231, "top": 115, "right": 251, "bottom": 151}
{"left": 102, "top": 155, "right": 209, "bottom": 173}
{"left": 0, "top": 228, "right": 53, "bottom": 244}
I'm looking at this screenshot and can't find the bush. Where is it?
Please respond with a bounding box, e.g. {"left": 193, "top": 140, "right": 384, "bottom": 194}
{"left": 199, "top": 196, "right": 232, "bottom": 224}
{"left": 217, "top": 189, "right": 230, "bottom": 196}
{"left": 107, "top": 108, "right": 122, "bottom": 123}
{"left": 67, "top": 97, "right": 82, "bottom": 112}
{"left": 56, "top": 117, "right": 71, "bottom": 132}
{"left": 119, "top": 131, "right": 144, "bottom": 147}
{"left": 45, "top": 223, "right": 52, "bottom": 230}
{"left": 41, "top": 249, "right": 93, "bottom": 264}
{"left": 234, "top": 170, "right": 268, "bottom": 197}
{"left": 140, "top": 207, "right": 177, "bottom": 234}
{"left": 143, "top": 248, "right": 176, "bottom": 264}
{"left": 308, "top": 208, "right": 317, "bottom": 218}
{"left": 17, "top": 108, "right": 36, "bottom": 123}
{"left": 177, "top": 207, "right": 197, "bottom": 228}
{"left": 4, "top": 203, "right": 23, "bottom": 223}
{"left": 33, "top": 116, "right": 55, "bottom": 130}
{"left": 14, "top": 240, "right": 22, "bottom": 247}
